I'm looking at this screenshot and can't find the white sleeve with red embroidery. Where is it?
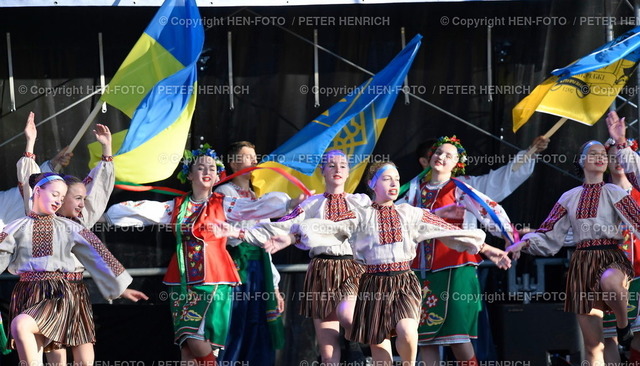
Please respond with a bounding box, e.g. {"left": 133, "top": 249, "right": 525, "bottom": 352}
{"left": 610, "top": 185, "right": 640, "bottom": 237}
{"left": 521, "top": 198, "right": 571, "bottom": 257}
{"left": 401, "top": 204, "right": 485, "bottom": 254}
{"left": 82, "top": 159, "right": 115, "bottom": 228}
{"left": 72, "top": 227, "right": 132, "bottom": 300}
{"left": 617, "top": 147, "right": 640, "bottom": 190}
{"left": 104, "top": 200, "right": 174, "bottom": 227}
{"left": 242, "top": 204, "right": 308, "bottom": 247}
{"left": 223, "top": 192, "right": 291, "bottom": 222}
{"left": 454, "top": 183, "right": 514, "bottom": 241}
{"left": 16, "top": 155, "right": 40, "bottom": 215}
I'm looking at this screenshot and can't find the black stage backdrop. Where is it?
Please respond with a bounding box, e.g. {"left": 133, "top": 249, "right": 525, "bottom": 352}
{"left": 0, "top": 0, "right": 635, "bottom": 363}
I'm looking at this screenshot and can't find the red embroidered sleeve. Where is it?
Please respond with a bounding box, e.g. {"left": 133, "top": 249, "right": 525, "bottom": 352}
{"left": 421, "top": 210, "right": 460, "bottom": 231}
{"left": 79, "top": 228, "right": 125, "bottom": 276}
{"left": 537, "top": 203, "right": 568, "bottom": 233}
{"left": 615, "top": 195, "right": 640, "bottom": 234}
{"left": 278, "top": 205, "right": 304, "bottom": 222}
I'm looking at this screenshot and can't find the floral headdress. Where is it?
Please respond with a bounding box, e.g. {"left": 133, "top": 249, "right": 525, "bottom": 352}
{"left": 427, "top": 135, "right": 468, "bottom": 176}
{"left": 176, "top": 143, "right": 225, "bottom": 184}
{"left": 604, "top": 137, "right": 639, "bottom": 152}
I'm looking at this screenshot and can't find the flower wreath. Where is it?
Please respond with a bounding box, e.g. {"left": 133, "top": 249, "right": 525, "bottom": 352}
{"left": 176, "top": 143, "right": 225, "bottom": 184}
{"left": 604, "top": 137, "right": 639, "bottom": 152}
{"left": 427, "top": 135, "right": 468, "bottom": 176}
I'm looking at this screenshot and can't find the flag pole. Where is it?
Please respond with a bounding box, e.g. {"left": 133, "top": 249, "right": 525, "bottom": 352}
{"left": 511, "top": 117, "right": 567, "bottom": 172}
{"left": 54, "top": 100, "right": 105, "bottom": 171}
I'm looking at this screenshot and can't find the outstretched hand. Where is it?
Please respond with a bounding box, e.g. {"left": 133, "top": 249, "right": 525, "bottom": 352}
{"left": 120, "top": 289, "right": 149, "bottom": 302}
{"left": 24, "top": 111, "right": 37, "bottom": 143}
{"left": 505, "top": 240, "right": 528, "bottom": 260}
{"left": 263, "top": 234, "right": 294, "bottom": 254}
{"left": 480, "top": 244, "right": 511, "bottom": 269}
{"left": 94, "top": 124, "right": 112, "bottom": 145}
{"left": 606, "top": 110, "right": 626, "bottom": 144}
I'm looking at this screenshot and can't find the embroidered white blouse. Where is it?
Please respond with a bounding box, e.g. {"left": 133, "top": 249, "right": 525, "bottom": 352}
{"left": 522, "top": 182, "right": 640, "bottom": 256}
{"left": 0, "top": 213, "right": 132, "bottom": 300}
{"left": 241, "top": 193, "right": 372, "bottom": 258}
{"left": 243, "top": 202, "right": 486, "bottom": 266}
{"left": 617, "top": 146, "right": 640, "bottom": 190}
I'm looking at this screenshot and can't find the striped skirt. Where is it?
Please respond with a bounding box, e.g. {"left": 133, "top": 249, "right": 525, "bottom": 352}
{"left": 565, "top": 247, "right": 634, "bottom": 314}
{"left": 9, "top": 272, "right": 92, "bottom": 351}
{"left": 349, "top": 270, "right": 421, "bottom": 345}
{"left": 300, "top": 256, "right": 365, "bottom": 319}
{"left": 66, "top": 279, "right": 96, "bottom": 346}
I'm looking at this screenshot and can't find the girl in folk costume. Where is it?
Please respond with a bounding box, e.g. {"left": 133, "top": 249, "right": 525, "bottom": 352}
{"left": 103, "top": 144, "right": 306, "bottom": 366}
{"left": 18, "top": 113, "right": 147, "bottom": 365}
{"left": 411, "top": 136, "right": 516, "bottom": 366}
{"left": 507, "top": 140, "right": 640, "bottom": 366}
{"left": 606, "top": 110, "right": 640, "bottom": 362}
{"left": 214, "top": 141, "right": 285, "bottom": 366}
{"left": 0, "top": 172, "right": 141, "bottom": 365}
{"left": 216, "top": 161, "right": 512, "bottom": 365}
{"left": 219, "top": 149, "right": 369, "bottom": 365}
{"left": 600, "top": 135, "right": 640, "bottom": 364}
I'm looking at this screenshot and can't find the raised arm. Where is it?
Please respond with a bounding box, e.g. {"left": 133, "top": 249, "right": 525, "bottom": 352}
{"left": 457, "top": 136, "right": 548, "bottom": 202}
{"left": 17, "top": 112, "right": 40, "bottom": 214}
{"left": 606, "top": 111, "right": 640, "bottom": 187}
{"left": 82, "top": 124, "right": 115, "bottom": 228}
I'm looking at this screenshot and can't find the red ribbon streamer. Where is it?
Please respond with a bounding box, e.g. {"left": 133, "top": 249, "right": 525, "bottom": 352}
{"left": 115, "top": 165, "right": 312, "bottom": 196}
{"left": 216, "top": 166, "right": 312, "bottom": 196}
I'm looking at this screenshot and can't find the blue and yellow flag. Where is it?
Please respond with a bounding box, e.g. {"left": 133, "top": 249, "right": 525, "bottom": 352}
{"left": 88, "top": 0, "right": 204, "bottom": 183}
{"left": 513, "top": 26, "right": 640, "bottom": 132}
{"left": 252, "top": 34, "right": 422, "bottom": 196}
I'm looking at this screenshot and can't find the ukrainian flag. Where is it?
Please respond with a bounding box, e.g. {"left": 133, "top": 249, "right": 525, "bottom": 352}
{"left": 252, "top": 34, "right": 422, "bottom": 196}
{"left": 513, "top": 26, "right": 640, "bottom": 132}
{"left": 88, "top": 0, "right": 204, "bottom": 183}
